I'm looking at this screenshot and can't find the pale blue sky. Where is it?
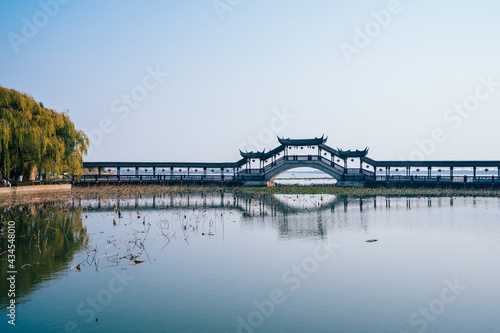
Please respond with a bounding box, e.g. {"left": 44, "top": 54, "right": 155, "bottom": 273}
{"left": 1, "top": 0, "right": 500, "bottom": 162}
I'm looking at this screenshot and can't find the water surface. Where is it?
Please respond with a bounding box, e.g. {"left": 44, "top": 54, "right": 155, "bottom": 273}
{"left": 1, "top": 194, "right": 499, "bottom": 332}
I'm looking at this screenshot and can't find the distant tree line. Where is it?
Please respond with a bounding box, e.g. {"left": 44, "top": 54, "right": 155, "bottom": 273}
{"left": 0, "top": 86, "right": 88, "bottom": 180}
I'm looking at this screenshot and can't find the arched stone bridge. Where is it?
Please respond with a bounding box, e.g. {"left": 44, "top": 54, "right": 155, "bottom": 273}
{"left": 80, "top": 135, "right": 500, "bottom": 187}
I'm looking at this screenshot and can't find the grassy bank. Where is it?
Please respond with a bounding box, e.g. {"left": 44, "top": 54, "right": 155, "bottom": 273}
{"left": 1, "top": 184, "right": 500, "bottom": 208}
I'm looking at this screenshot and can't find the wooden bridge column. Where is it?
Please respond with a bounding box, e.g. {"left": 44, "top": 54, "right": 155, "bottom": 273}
{"left": 153, "top": 167, "right": 156, "bottom": 177}
{"left": 450, "top": 167, "right": 453, "bottom": 180}
{"left": 170, "top": 167, "right": 173, "bottom": 178}
{"left": 428, "top": 167, "right": 431, "bottom": 178}
{"left": 221, "top": 168, "right": 224, "bottom": 181}
{"left": 406, "top": 166, "right": 410, "bottom": 177}
{"left": 98, "top": 167, "right": 102, "bottom": 176}
{"left": 135, "top": 167, "right": 139, "bottom": 176}
{"left": 473, "top": 166, "right": 476, "bottom": 179}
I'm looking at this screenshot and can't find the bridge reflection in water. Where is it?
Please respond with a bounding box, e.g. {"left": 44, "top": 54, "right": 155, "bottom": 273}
{"left": 71, "top": 192, "right": 475, "bottom": 240}
{"left": 79, "top": 135, "right": 500, "bottom": 187}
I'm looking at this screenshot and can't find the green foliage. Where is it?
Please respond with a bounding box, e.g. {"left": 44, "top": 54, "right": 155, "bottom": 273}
{"left": 0, "top": 86, "right": 88, "bottom": 179}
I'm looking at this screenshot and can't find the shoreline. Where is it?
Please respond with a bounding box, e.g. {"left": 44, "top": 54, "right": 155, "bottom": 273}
{"left": 1, "top": 184, "right": 499, "bottom": 208}
{"left": 0, "top": 184, "right": 71, "bottom": 197}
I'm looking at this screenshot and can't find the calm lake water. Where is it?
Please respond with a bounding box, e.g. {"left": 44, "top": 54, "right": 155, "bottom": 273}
{"left": 274, "top": 169, "right": 337, "bottom": 186}
{"left": 1, "top": 193, "right": 500, "bottom": 333}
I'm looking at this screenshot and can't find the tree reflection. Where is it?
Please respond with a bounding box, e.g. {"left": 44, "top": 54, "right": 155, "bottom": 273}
{"left": 0, "top": 205, "right": 87, "bottom": 307}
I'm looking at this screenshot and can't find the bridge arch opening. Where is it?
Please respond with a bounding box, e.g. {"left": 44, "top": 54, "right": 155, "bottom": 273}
{"left": 268, "top": 167, "right": 338, "bottom": 186}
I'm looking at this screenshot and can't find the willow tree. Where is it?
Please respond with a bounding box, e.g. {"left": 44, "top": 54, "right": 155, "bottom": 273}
{"left": 0, "top": 86, "right": 88, "bottom": 179}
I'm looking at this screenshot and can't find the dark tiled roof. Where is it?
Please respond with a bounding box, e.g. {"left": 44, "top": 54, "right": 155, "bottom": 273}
{"left": 277, "top": 135, "right": 327, "bottom": 146}
{"left": 239, "top": 150, "right": 266, "bottom": 158}
{"left": 336, "top": 147, "right": 369, "bottom": 158}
